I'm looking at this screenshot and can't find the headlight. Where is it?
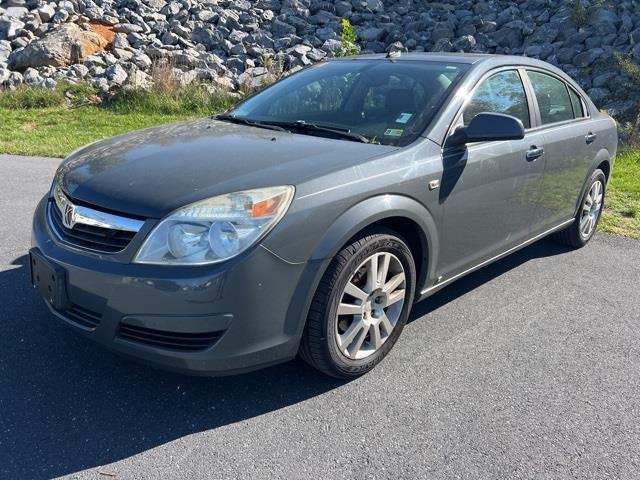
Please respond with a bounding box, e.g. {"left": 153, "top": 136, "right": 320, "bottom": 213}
{"left": 134, "top": 186, "right": 294, "bottom": 265}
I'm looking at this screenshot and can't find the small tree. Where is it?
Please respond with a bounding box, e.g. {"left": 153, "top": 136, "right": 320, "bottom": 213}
{"left": 338, "top": 19, "right": 360, "bottom": 57}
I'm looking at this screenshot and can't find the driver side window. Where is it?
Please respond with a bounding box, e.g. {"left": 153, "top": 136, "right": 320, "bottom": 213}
{"left": 462, "top": 70, "right": 531, "bottom": 129}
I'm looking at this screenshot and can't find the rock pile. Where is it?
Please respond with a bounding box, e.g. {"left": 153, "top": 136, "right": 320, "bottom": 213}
{"left": 1, "top": 0, "right": 639, "bottom": 119}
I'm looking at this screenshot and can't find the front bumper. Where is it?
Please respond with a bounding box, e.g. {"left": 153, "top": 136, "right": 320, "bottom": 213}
{"left": 31, "top": 197, "right": 313, "bottom": 375}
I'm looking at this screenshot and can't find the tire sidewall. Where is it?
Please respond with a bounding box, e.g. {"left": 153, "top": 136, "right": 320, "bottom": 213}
{"left": 577, "top": 169, "right": 607, "bottom": 244}
{"left": 323, "top": 234, "right": 416, "bottom": 376}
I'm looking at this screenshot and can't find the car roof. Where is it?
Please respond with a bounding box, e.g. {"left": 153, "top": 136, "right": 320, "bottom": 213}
{"left": 334, "top": 52, "right": 555, "bottom": 69}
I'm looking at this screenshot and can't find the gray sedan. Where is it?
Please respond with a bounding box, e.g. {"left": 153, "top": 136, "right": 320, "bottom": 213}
{"left": 30, "top": 53, "right": 617, "bottom": 378}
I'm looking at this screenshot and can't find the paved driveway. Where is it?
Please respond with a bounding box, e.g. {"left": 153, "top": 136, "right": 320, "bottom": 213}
{"left": 1, "top": 154, "right": 639, "bottom": 480}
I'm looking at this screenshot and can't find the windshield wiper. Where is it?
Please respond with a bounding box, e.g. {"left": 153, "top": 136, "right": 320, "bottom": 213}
{"left": 262, "top": 120, "right": 371, "bottom": 144}
{"left": 213, "top": 114, "right": 288, "bottom": 132}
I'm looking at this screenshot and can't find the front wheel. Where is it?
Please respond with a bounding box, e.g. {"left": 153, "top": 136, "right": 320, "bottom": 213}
{"left": 554, "top": 169, "right": 606, "bottom": 248}
{"left": 299, "top": 231, "right": 416, "bottom": 379}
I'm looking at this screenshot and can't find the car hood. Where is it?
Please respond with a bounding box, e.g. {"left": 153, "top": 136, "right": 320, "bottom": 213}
{"left": 56, "top": 119, "right": 397, "bottom": 218}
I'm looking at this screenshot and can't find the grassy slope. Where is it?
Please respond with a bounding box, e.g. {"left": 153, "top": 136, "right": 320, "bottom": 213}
{"left": 0, "top": 85, "right": 638, "bottom": 238}
{"left": 600, "top": 149, "right": 640, "bottom": 239}
{"left": 0, "top": 107, "right": 195, "bottom": 158}
{"left": 0, "top": 83, "right": 235, "bottom": 158}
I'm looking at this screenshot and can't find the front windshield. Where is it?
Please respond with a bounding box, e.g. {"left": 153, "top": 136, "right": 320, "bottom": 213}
{"left": 228, "top": 59, "right": 469, "bottom": 146}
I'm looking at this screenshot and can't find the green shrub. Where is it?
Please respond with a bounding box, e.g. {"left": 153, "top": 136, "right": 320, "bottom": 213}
{"left": 567, "top": 0, "right": 607, "bottom": 27}
{"left": 106, "top": 84, "right": 237, "bottom": 116}
{"left": 338, "top": 19, "right": 360, "bottom": 57}
{"left": 0, "top": 81, "right": 99, "bottom": 109}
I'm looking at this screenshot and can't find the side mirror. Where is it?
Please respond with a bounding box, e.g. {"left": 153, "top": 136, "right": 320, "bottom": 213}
{"left": 448, "top": 112, "right": 525, "bottom": 146}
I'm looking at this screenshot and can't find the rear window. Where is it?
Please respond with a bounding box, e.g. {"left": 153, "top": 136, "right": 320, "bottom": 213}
{"left": 568, "top": 87, "right": 585, "bottom": 118}
{"left": 527, "top": 71, "right": 574, "bottom": 125}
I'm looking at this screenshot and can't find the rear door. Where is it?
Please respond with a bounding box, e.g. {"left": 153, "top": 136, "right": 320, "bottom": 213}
{"left": 437, "top": 68, "right": 547, "bottom": 278}
{"left": 524, "top": 69, "right": 595, "bottom": 230}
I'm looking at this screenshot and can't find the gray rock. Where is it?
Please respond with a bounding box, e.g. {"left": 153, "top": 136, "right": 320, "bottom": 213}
{"left": 37, "top": 5, "right": 56, "bottom": 23}
{"left": 3, "top": 7, "right": 28, "bottom": 19}
{"left": 52, "top": 9, "right": 69, "bottom": 24}
{"left": 69, "top": 63, "right": 89, "bottom": 78}
{"left": 114, "top": 24, "right": 144, "bottom": 34}
{"left": 0, "top": 17, "right": 25, "bottom": 40}
{"left": 197, "top": 10, "right": 218, "bottom": 23}
{"left": 493, "top": 26, "right": 522, "bottom": 49}
{"left": 105, "top": 64, "right": 128, "bottom": 85}
{"left": 91, "top": 76, "right": 109, "bottom": 92}
{"left": 587, "top": 87, "right": 609, "bottom": 103}
{"left": 192, "top": 26, "right": 224, "bottom": 49}
{"left": 359, "top": 27, "right": 384, "bottom": 42}
{"left": 4, "top": 70, "right": 23, "bottom": 88}
{"left": 131, "top": 52, "right": 152, "bottom": 70}
{"left": 0, "top": 40, "right": 11, "bottom": 63}
{"left": 321, "top": 38, "right": 342, "bottom": 53}
{"left": 0, "top": 66, "right": 12, "bottom": 84}
{"left": 433, "top": 38, "right": 454, "bottom": 52}
{"left": 23, "top": 66, "right": 42, "bottom": 85}
{"left": 592, "top": 72, "right": 617, "bottom": 88}
{"left": 604, "top": 99, "right": 635, "bottom": 117}
{"left": 525, "top": 45, "right": 542, "bottom": 57}
{"left": 271, "top": 19, "right": 296, "bottom": 37}
{"left": 453, "top": 35, "right": 476, "bottom": 51}
{"left": 573, "top": 48, "right": 603, "bottom": 68}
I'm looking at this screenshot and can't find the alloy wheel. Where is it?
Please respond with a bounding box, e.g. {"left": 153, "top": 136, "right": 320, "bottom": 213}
{"left": 580, "top": 180, "right": 603, "bottom": 239}
{"left": 335, "top": 252, "right": 406, "bottom": 360}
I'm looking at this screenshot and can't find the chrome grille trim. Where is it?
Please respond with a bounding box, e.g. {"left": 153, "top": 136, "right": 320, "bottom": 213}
{"left": 52, "top": 183, "right": 144, "bottom": 233}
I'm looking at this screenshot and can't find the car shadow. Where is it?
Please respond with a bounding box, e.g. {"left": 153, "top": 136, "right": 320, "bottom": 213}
{"left": 1, "top": 238, "right": 573, "bottom": 478}
{"left": 409, "top": 238, "right": 573, "bottom": 321}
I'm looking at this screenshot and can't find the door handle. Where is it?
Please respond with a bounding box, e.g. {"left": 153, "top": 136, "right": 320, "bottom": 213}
{"left": 585, "top": 132, "right": 597, "bottom": 144}
{"left": 526, "top": 146, "right": 544, "bottom": 161}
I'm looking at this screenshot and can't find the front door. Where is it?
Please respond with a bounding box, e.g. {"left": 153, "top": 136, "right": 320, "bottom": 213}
{"left": 436, "top": 69, "right": 546, "bottom": 279}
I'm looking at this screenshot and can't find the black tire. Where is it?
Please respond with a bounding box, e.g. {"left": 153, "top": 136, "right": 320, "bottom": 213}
{"left": 554, "top": 168, "right": 606, "bottom": 248}
{"left": 299, "top": 231, "right": 416, "bottom": 379}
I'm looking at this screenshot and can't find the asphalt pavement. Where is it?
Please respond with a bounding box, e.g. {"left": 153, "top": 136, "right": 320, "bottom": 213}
{"left": 1, "top": 154, "right": 639, "bottom": 480}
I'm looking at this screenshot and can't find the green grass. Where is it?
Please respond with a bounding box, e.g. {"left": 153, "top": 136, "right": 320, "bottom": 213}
{"left": 600, "top": 148, "right": 640, "bottom": 239}
{"left": 0, "top": 83, "right": 237, "bottom": 158}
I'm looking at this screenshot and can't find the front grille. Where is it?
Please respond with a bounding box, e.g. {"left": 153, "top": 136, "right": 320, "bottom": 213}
{"left": 118, "top": 322, "right": 224, "bottom": 352}
{"left": 59, "top": 304, "right": 102, "bottom": 330}
{"left": 49, "top": 201, "right": 136, "bottom": 253}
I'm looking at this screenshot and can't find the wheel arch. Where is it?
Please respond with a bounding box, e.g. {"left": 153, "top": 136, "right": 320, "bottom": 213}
{"left": 283, "top": 194, "right": 439, "bottom": 340}
{"left": 574, "top": 149, "right": 611, "bottom": 217}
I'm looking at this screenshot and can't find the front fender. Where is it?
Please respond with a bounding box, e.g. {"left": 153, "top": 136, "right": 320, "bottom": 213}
{"left": 309, "top": 194, "right": 438, "bottom": 267}
{"left": 279, "top": 194, "right": 440, "bottom": 339}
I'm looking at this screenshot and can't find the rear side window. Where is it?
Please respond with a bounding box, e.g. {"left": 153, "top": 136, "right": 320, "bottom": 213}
{"left": 568, "top": 87, "right": 585, "bottom": 118}
{"left": 462, "top": 70, "right": 530, "bottom": 129}
{"left": 527, "top": 71, "right": 574, "bottom": 125}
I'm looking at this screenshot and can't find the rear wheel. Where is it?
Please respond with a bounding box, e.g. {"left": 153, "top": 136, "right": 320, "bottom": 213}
{"left": 299, "top": 231, "right": 416, "bottom": 379}
{"left": 554, "top": 169, "right": 606, "bottom": 248}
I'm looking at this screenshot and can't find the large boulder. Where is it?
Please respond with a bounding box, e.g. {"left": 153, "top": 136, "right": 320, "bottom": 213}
{"left": 8, "top": 23, "right": 110, "bottom": 70}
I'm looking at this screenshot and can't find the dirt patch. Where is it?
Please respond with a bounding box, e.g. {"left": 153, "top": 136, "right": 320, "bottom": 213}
{"left": 21, "top": 122, "right": 36, "bottom": 131}
{"left": 88, "top": 23, "right": 116, "bottom": 45}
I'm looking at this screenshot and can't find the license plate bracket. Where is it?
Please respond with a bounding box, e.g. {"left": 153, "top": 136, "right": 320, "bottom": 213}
{"left": 29, "top": 248, "right": 69, "bottom": 311}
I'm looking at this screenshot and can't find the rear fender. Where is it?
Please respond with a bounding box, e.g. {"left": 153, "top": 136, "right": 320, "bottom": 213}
{"left": 574, "top": 148, "right": 611, "bottom": 217}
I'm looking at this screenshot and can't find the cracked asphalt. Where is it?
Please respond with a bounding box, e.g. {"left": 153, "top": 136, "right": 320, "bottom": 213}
{"left": 1, "top": 154, "right": 639, "bottom": 479}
